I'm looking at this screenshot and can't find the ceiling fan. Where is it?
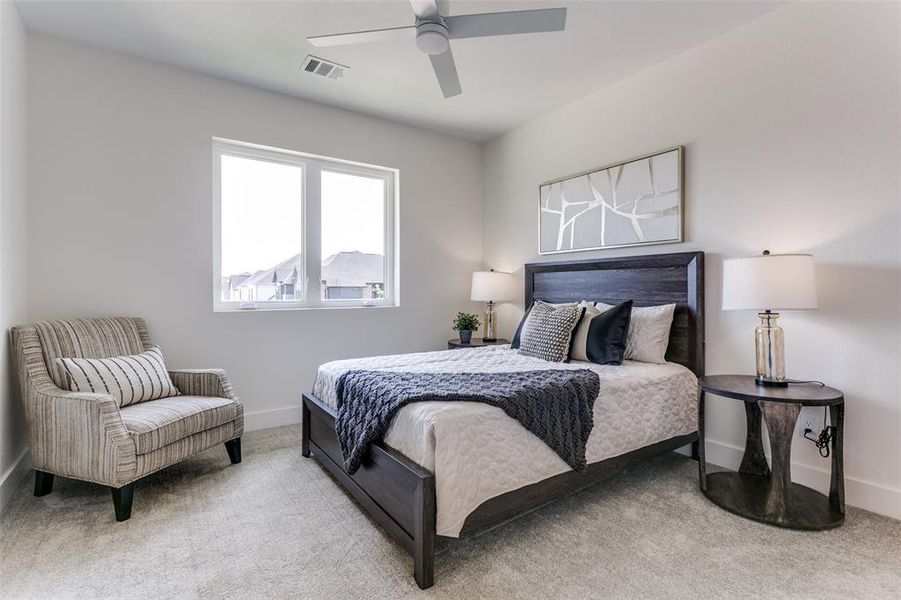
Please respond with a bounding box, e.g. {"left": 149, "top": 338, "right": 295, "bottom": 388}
{"left": 306, "top": 0, "right": 567, "bottom": 98}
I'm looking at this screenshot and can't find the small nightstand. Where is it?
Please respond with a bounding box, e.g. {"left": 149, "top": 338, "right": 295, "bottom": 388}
{"left": 447, "top": 338, "right": 510, "bottom": 350}
{"left": 698, "top": 375, "right": 844, "bottom": 530}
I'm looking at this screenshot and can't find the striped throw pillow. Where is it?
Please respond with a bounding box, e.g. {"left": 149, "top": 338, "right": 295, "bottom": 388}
{"left": 56, "top": 346, "right": 180, "bottom": 407}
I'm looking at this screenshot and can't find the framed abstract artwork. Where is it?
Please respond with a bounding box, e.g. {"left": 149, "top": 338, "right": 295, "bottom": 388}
{"left": 538, "top": 147, "right": 683, "bottom": 254}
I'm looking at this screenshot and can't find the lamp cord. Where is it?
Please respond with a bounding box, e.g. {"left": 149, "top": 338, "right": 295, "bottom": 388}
{"left": 784, "top": 380, "right": 832, "bottom": 457}
{"left": 802, "top": 405, "right": 835, "bottom": 458}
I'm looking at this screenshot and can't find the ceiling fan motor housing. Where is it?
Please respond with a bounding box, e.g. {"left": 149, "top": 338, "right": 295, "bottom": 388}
{"left": 415, "top": 21, "right": 449, "bottom": 55}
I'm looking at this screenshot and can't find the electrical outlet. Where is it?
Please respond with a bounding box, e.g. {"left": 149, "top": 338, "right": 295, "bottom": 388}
{"left": 800, "top": 419, "right": 816, "bottom": 438}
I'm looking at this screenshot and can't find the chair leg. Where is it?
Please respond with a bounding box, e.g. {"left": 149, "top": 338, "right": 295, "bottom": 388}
{"left": 111, "top": 483, "right": 135, "bottom": 522}
{"left": 225, "top": 438, "right": 242, "bottom": 464}
{"left": 34, "top": 471, "right": 54, "bottom": 497}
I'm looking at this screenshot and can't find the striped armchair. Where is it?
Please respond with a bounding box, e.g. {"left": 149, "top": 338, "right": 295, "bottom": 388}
{"left": 10, "top": 317, "right": 244, "bottom": 521}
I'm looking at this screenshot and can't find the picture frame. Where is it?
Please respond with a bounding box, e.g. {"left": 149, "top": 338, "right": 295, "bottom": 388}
{"left": 538, "top": 146, "right": 683, "bottom": 254}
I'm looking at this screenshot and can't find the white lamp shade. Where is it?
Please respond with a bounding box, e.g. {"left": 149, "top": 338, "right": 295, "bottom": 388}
{"left": 471, "top": 271, "right": 515, "bottom": 302}
{"left": 722, "top": 254, "right": 817, "bottom": 311}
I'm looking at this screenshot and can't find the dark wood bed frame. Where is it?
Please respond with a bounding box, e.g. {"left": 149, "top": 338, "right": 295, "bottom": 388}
{"left": 302, "top": 251, "right": 705, "bottom": 589}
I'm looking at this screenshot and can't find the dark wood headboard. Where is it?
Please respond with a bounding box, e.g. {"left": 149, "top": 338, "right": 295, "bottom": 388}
{"left": 523, "top": 251, "right": 705, "bottom": 376}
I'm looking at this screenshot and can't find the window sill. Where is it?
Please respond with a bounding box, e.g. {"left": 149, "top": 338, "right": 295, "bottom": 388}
{"left": 213, "top": 303, "right": 399, "bottom": 313}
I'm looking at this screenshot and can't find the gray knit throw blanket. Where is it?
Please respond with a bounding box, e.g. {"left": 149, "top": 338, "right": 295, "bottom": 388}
{"left": 335, "top": 369, "right": 601, "bottom": 475}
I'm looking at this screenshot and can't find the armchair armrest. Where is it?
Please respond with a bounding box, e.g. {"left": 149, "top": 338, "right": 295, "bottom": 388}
{"left": 11, "top": 325, "right": 137, "bottom": 486}
{"left": 27, "top": 383, "right": 136, "bottom": 486}
{"left": 168, "top": 369, "right": 238, "bottom": 400}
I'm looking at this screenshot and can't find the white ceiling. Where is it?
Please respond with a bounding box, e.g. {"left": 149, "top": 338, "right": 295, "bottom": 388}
{"left": 15, "top": 0, "right": 784, "bottom": 141}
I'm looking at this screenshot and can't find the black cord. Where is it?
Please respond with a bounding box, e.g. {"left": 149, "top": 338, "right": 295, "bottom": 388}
{"left": 787, "top": 381, "right": 832, "bottom": 457}
{"left": 802, "top": 406, "right": 834, "bottom": 457}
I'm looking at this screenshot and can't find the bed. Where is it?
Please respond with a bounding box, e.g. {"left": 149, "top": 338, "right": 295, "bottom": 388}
{"left": 302, "top": 251, "right": 705, "bottom": 589}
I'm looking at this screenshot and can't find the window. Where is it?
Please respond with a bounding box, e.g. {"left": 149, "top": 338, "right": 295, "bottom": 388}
{"left": 213, "top": 138, "right": 397, "bottom": 311}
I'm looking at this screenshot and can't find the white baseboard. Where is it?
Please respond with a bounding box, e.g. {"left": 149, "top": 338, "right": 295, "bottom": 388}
{"left": 0, "top": 405, "right": 300, "bottom": 514}
{"left": 0, "top": 448, "right": 31, "bottom": 516}
{"left": 244, "top": 405, "right": 303, "bottom": 432}
{"left": 5, "top": 419, "right": 895, "bottom": 521}
{"left": 238, "top": 411, "right": 901, "bottom": 521}
{"left": 703, "top": 437, "right": 900, "bottom": 521}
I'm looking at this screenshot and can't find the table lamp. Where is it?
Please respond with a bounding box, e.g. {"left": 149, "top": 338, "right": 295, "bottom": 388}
{"left": 722, "top": 251, "right": 817, "bottom": 387}
{"left": 470, "top": 270, "right": 515, "bottom": 342}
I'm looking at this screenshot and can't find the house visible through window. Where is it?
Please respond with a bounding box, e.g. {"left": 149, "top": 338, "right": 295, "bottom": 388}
{"left": 321, "top": 170, "right": 385, "bottom": 302}
{"left": 213, "top": 138, "right": 397, "bottom": 310}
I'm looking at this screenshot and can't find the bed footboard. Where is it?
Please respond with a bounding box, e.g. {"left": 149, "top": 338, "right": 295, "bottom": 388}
{"left": 301, "top": 393, "right": 436, "bottom": 589}
{"left": 303, "top": 393, "right": 696, "bottom": 590}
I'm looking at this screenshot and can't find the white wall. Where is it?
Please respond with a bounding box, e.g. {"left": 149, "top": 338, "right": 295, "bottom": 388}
{"left": 0, "top": 1, "right": 30, "bottom": 512}
{"left": 483, "top": 2, "right": 900, "bottom": 518}
{"left": 27, "top": 35, "right": 483, "bottom": 431}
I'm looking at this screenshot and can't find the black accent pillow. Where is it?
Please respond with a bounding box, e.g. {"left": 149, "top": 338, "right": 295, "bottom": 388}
{"left": 585, "top": 300, "right": 633, "bottom": 365}
{"left": 510, "top": 305, "right": 533, "bottom": 349}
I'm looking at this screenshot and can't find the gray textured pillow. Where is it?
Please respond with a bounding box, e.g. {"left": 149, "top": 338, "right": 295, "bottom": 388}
{"left": 518, "top": 301, "right": 584, "bottom": 362}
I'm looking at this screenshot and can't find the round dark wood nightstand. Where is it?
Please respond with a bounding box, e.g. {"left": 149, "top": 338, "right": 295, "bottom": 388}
{"left": 698, "top": 375, "right": 845, "bottom": 530}
{"left": 447, "top": 338, "right": 510, "bottom": 349}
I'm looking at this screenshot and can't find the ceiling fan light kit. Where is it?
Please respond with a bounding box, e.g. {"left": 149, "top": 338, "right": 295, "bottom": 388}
{"left": 415, "top": 22, "right": 450, "bottom": 55}
{"left": 306, "top": 0, "right": 566, "bottom": 98}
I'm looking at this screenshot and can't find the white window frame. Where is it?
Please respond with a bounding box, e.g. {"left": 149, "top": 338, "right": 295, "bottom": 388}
{"left": 212, "top": 137, "right": 398, "bottom": 312}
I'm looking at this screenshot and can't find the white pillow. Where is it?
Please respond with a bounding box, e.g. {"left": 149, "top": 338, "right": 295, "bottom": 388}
{"left": 595, "top": 302, "right": 675, "bottom": 364}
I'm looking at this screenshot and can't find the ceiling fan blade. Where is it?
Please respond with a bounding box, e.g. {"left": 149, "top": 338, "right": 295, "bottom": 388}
{"left": 447, "top": 7, "right": 566, "bottom": 40}
{"left": 307, "top": 25, "right": 415, "bottom": 48}
{"left": 429, "top": 47, "right": 461, "bottom": 98}
{"left": 409, "top": 0, "right": 441, "bottom": 21}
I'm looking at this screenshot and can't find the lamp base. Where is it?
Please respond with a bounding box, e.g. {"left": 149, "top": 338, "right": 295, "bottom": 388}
{"left": 484, "top": 301, "right": 497, "bottom": 343}
{"left": 755, "top": 376, "right": 789, "bottom": 388}
{"left": 755, "top": 311, "right": 786, "bottom": 384}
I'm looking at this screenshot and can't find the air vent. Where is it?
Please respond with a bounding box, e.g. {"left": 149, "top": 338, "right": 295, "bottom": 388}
{"left": 301, "top": 55, "right": 348, "bottom": 80}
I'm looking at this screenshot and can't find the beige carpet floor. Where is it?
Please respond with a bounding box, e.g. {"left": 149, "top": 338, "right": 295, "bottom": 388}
{"left": 1, "top": 424, "right": 899, "bottom": 599}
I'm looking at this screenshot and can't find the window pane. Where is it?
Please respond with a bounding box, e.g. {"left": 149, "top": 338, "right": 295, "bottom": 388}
{"left": 321, "top": 170, "right": 385, "bottom": 301}
{"left": 220, "top": 154, "right": 303, "bottom": 303}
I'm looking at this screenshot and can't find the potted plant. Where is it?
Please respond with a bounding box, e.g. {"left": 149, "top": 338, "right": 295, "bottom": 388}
{"left": 452, "top": 312, "right": 481, "bottom": 344}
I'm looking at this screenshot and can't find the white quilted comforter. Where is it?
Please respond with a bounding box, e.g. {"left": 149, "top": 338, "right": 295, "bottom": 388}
{"left": 313, "top": 345, "right": 697, "bottom": 537}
